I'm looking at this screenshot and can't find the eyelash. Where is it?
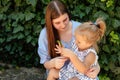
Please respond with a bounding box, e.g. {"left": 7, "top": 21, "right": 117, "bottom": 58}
{"left": 63, "top": 18, "right": 67, "bottom": 22}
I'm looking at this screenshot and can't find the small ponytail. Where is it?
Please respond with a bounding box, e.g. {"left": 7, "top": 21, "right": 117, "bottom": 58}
{"left": 95, "top": 18, "right": 106, "bottom": 39}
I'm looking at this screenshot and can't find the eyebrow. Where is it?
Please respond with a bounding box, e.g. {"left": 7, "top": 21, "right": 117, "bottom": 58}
{"left": 63, "top": 17, "right": 67, "bottom": 22}
{"left": 54, "top": 17, "right": 67, "bottom": 24}
{"left": 55, "top": 21, "right": 60, "bottom": 24}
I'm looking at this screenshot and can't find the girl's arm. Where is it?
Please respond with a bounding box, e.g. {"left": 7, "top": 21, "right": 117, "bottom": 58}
{"left": 44, "top": 56, "right": 68, "bottom": 70}
{"left": 55, "top": 46, "right": 96, "bottom": 74}
{"left": 68, "top": 51, "right": 96, "bottom": 74}
{"left": 85, "top": 62, "right": 100, "bottom": 78}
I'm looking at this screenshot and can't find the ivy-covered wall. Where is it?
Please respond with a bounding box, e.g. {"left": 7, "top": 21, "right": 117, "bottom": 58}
{"left": 0, "top": 0, "right": 120, "bottom": 79}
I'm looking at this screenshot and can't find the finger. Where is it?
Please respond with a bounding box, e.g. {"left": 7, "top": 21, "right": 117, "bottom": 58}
{"left": 58, "top": 56, "right": 67, "bottom": 59}
{"left": 88, "top": 68, "right": 94, "bottom": 72}
{"left": 56, "top": 45, "right": 61, "bottom": 49}
{"left": 54, "top": 48, "right": 58, "bottom": 51}
{"left": 56, "top": 51, "right": 60, "bottom": 54}
{"left": 54, "top": 48, "right": 61, "bottom": 54}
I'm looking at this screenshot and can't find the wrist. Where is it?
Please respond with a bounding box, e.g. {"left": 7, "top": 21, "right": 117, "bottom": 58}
{"left": 50, "top": 59, "right": 55, "bottom": 68}
{"left": 69, "top": 52, "right": 76, "bottom": 60}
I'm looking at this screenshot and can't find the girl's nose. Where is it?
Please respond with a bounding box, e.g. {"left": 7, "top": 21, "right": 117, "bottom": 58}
{"left": 61, "top": 22, "right": 65, "bottom": 28}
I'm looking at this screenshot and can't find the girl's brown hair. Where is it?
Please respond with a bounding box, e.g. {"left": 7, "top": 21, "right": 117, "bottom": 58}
{"left": 45, "top": 0, "right": 70, "bottom": 58}
{"left": 75, "top": 18, "right": 106, "bottom": 52}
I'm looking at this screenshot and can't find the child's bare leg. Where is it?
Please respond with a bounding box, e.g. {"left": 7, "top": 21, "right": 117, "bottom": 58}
{"left": 69, "top": 77, "right": 79, "bottom": 80}
{"left": 47, "top": 68, "right": 59, "bottom": 80}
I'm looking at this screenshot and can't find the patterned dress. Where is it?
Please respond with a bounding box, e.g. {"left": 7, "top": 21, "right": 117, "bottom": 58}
{"left": 59, "top": 41, "right": 98, "bottom": 80}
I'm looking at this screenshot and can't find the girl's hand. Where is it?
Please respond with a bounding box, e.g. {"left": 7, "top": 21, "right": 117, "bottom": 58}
{"left": 55, "top": 45, "right": 73, "bottom": 58}
{"left": 85, "top": 64, "right": 100, "bottom": 78}
{"left": 52, "top": 56, "right": 68, "bottom": 69}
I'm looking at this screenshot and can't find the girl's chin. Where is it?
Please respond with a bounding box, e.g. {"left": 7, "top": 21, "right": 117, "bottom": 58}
{"left": 60, "top": 29, "right": 67, "bottom": 32}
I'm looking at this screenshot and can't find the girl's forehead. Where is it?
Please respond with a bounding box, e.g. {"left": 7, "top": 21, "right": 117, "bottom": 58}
{"left": 52, "top": 13, "right": 68, "bottom": 22}
{"left": 75, "top": 34, "right": 87, "bottom": 40}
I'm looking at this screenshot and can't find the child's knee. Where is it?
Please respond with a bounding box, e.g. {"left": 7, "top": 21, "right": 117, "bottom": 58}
{"left": 49, "top": 68, "right": 57, "bottom": 75}
{"left": 48, "top": 68, "right": 59, "bottom": 78}
{"left": 69, "top": 77, "right": 79, "bottom": 80}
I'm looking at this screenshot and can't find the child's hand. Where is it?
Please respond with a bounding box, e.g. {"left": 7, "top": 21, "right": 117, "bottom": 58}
{"left": 52, "top": 56, "right": 68, "bottom": 69}
{"left": 55, "top": 40, "right": 75, "bottom": 58}
{"left": 54, "top": 44, "right": 63, "bottom": 55}
{"left": 55, "top": 44, "right": 74, "bottom": 58}
{"left": 85, "top": 65, "right": 99, "bottom": 78}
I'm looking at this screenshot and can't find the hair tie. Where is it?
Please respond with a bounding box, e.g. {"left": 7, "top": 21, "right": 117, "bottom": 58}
{"left": 94, "top": 22, "right": 100, "bottom": 28}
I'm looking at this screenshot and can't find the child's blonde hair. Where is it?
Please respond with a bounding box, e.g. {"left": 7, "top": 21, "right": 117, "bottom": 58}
{"left": 75, "top": 18, "right": 106, "bottom": 52}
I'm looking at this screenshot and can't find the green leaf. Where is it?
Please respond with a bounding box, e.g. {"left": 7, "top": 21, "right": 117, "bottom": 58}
{"left": 87, "top": 0, "right": 95, "bottom": 4}
{"left": 9, "top": 12, "right": 24, "bottom": 21}
{"left": 110, "top": 31, "right": 119, "bottom": 44}
{"left": 25, "top": 12, "right": 35, "bottom": 21}
{"left": 17, "top": 33, "right": 24, "bottom": 39}
{"left": 106, "top": 0, "right": 114, "bottom": 7}
{"left": 115, "top": 7, "right": 120, "bottom": 19}
{"left": 101, "top": 0, "right": 106, "bottom": 2}
{"left": 26, "top": 0, "right": 37, "bottom": 7}
{"left": 14, "top": 0, "right": 21, "bottom": 6}
{"left": 18, "top": 12, "right": 25, "bottom": 21}
{"left": 41, "top": 0, "right": 50, "bottom": 4}
{"left": 102, "top": 45, "right": 110, "bottom": 53}
{"left": 41, "top": 19, "right": 45, "bottom": 24}
{"left": 24, "top": 31, "right": 29, "bottom": 36}
{"left": 0, "top": 14, "right": 6, "bottom": 20}
{"left": 31, "top": 40, "right": 36, "bottom": 46}
{"left": 0, "top": 38, "right": 5, "bottom": 43}
{"left": 7, "top": 36, "right": 13, "bottom": 42}
{"left": 0, "top": 0, "right": 10, "bottom": 13}
{"left": 85, "top": 7, "right": 91, "bottom": 14}
{"left": 112, "top": 19, "right": 120, "bottom": 28}
{"left": 94, "top": 11, "right": 109, "bottom": 20}
{"left": 13, "top": 25, "right": 24, "bottom": 33}
{"left": 26, "top": 36, "right": 32, "bottom": 43}
{"left": 5, "top": 45, "right": 11, "bottom": 51}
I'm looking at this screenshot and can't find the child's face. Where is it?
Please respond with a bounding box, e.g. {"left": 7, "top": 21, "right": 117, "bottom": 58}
{"left": 75, "top": 34, "right": 92, "bottom": 51}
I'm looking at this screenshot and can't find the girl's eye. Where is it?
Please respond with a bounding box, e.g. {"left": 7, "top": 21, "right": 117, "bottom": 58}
{"left": 63, "top": 18, "right": 67, "bottom": 22}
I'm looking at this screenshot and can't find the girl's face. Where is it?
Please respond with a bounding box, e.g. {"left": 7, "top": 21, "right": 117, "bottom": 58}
{"left": 52, "top": 13, "right": 70, "bottom": 32}
{"left": 75, "top": 34, "right": 92, "bottom": 51}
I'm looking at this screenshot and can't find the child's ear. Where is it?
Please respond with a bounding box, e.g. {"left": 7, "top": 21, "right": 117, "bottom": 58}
{"left": 87, "top": 41, "right": 93, "bottom": 47}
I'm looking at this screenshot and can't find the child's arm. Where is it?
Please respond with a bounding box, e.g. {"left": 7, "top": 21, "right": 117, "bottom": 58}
{"left": 85, "top": 62, "right": 100, "bottom": 78}
{"left": 55, "top": 45, "right": 96, "bottom": 74}
{"left": 69, "top": 51, "right": 96, "bottom": 74}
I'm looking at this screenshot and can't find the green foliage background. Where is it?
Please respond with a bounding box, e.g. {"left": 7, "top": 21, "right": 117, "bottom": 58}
{"left": 0, "top": 0, "right": 120, "bottom": 79}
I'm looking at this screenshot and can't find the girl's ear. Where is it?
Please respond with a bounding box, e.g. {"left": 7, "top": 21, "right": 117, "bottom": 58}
{"left": 87, "top": 40, "right": 94, "bottom": 47}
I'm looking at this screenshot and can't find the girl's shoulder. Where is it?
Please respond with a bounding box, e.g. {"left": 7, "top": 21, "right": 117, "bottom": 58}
{"left": 71, "top": 20, "right": 81, "bottom": 27}
{"left": 71, "top": 20, "right": 81, "bottom": 33}
{"left": 38, "top": 28, "right": 47, "bottom": 42}
{"left": 40, "top": 28, "right": 47, "bottom": 37}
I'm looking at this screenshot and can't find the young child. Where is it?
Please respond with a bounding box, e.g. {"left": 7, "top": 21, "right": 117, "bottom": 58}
{"left": 54, "top": 18, "right": 106, "bottom": 80}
